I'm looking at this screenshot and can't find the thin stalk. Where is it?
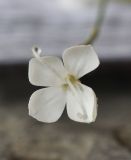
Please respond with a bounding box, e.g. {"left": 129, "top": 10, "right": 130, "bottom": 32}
{"left": 83, "top": 0, "right": 108, "bottom": 45}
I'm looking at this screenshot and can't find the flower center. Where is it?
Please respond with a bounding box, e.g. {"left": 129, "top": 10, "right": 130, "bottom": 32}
{"left": 67, "top": 74, "right": 78, "bottom": 85}
{"left": 62, "top": 74, "right": 79, "bottom": 91}
{"left": 67, "top": 74, "right": 78, "bottom": 84}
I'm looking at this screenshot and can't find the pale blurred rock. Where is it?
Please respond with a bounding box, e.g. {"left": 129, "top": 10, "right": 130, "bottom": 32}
{"left": 0, "top": 103, "right": 131, "bottom": 160}
{"left": 116, "top": 125, "right": 131, "bottom": 150}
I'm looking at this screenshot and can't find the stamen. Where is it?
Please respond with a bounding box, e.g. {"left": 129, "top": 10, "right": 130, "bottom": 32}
{"left": 66, "top": 77, "right": 78, "bottom": 96}
{"left": 62, "top": 84, "right": 68, "bottom": 91}
{"left": 68, "top": 75, "right": 77, "bottom": 84}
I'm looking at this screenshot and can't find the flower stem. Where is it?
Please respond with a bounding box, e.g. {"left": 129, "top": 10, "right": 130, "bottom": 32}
{"left": 83, "top": 0, "right": 108, "bottom": 45}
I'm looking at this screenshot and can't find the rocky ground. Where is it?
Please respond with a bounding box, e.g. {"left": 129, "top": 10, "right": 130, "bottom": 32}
{"left": 0, "top": 90, "right": 131, "bottom": 160}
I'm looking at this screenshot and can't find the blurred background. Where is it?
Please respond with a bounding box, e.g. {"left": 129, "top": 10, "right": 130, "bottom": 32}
{"left": 0, "top": 0, "right": 131, "bottom": 159}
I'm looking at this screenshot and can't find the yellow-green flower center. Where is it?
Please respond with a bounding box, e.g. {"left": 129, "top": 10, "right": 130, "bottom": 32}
{"left": 62, "top": 74, "right": 79, "bottom": 91}
{"left": 67, "top": 74, "right": 78, "bottom": 84}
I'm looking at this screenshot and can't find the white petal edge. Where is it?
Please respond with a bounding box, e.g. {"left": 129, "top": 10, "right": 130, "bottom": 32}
{"left": 28, "top": 87, "right": 66, "bottom": 123}
{"left": 63, "top": 45, "right": 100, "bottom": 78}
{"left": 29, "top": 56, "right": 67, "bottom": 87}
{"left": 66, "top": 83, "right": 98, "bottom": 123}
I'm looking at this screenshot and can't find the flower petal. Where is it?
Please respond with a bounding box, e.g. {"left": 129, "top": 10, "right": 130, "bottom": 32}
{"left": 63, "top": 45, "right": 100, "bottom": 78}
{"left": 66, "top": 83, "right": 97, "bottom": 123}
{"left": 29, "top": 56, "right": 67, "bottom": 87}
{"left": 28, "top": 87, "right": 66, "bottom": 123}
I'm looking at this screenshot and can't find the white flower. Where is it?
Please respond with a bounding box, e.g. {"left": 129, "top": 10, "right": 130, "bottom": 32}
{"left": 28, "top": 45, "right": 100, "bottom": 123}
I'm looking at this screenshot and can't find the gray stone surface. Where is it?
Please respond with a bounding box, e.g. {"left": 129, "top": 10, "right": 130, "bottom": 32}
{"left": 0, "top": 91, "right": 131, "bottom": 160}
{"left": 116, "top": 125, "right": 131, "bottom": 151}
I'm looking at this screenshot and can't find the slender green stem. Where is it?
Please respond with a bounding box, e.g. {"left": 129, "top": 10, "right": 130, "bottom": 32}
{"left": 83, "top": 0, "right": 108, "bottom": 45}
